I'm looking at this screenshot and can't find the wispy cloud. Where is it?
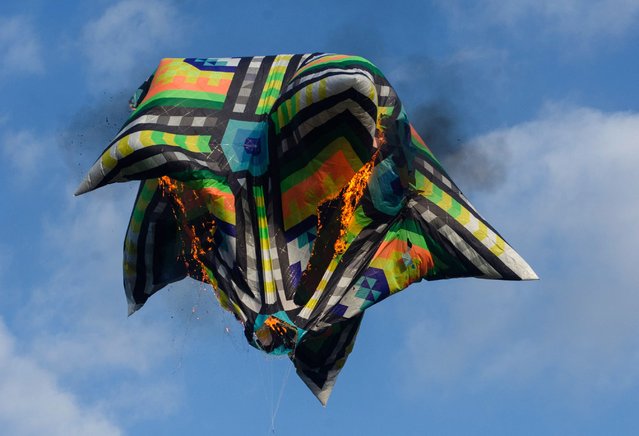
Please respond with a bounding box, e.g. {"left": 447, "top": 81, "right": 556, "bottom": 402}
{"left": 0, "top": 318, "right": 122, "bottom": 436}
{"left": 25, "top": 186, "right": 176, "bottom": 374}
{"left": 400, "top": 105, "right": 639, "bottom": 398}
{"left": 1, "top": 130, "right": 44, "bottom": 183}
{"left": 81, "top": 0, "right": 185, "bottom": 89}
{"left": 0, "top": 15, "right": 43, "bottom": 76}
{"left": 2, "top": 185, "right": 185, "bottom": 431}
{"left": 440, "top": 0, "right": 639, "bottom": 39}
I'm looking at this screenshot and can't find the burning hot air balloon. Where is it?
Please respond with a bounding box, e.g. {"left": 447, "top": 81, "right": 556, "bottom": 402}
{"left": 77, "top": 54, "right": 537, "bottom": 404}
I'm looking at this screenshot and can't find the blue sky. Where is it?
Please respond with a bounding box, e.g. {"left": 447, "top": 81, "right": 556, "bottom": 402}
{"left": 1, "top": 1, "right": 638, "bottom": 434}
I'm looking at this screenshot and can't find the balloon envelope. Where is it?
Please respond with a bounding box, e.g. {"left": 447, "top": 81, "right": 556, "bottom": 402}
{"left": 77, "top": 54, "right": 537, "bottom": 404}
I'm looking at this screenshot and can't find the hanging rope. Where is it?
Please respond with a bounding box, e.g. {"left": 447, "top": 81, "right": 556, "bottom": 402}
{"left": 270, "top": 362, "right": 293, "bottom": 434}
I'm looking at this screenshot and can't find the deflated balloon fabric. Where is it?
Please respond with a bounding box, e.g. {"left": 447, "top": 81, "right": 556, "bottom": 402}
{"left": 76, "top": 54, "right": 538, "bottom": 405}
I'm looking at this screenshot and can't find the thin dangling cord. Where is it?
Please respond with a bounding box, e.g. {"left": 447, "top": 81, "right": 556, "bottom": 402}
{"left": 270, "top": 361, "right": 293, "bottom": 434}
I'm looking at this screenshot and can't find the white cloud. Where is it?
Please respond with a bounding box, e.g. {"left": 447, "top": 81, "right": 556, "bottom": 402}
{"left": 81, "top": 0, "right": 183, "bottom": 88}
{"left": 1, "top": 184, "right": 185, "bottom": 430}
{"left": 0, "top": 318, "right": 121, "bottom": 436}
{"left": 440, "top": 0, "right": 639, "bottom": 39}
{"left": 1, "top": 130, "right": 42, "bottom": 181}
{"left": 0, "top": 15, "right": 43, "bottom": 76}
{"left": 24, "top": 185, "right": 176, "bottom": 376}
{"left": 400, "top": 105, "right": 639, "bottom": 398}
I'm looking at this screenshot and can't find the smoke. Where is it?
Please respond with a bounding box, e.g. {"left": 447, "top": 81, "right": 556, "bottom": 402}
{"left": 412, "top": 100, "right": 461, "bottom": 158}
{"left": 385, "top": 51, "right": 509, "bottom": 193}
{"left": 411, "top": 100, "right": 508, "bottom": 192}
{"left": 323, "top": 19, "right": 508, "bottom": 193}
{"left": 58, "top": 90, "right": 132, "bottom": 182}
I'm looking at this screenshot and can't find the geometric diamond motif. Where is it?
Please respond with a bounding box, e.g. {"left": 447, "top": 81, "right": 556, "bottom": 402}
{"left": 220, "top": 120, "right": 267, "bottom": 175}
{"left": 297, "top": 229, "right": 317, "bottom": 249}
{"left": 354, "top": 267, "right": 390, "bottom": 309}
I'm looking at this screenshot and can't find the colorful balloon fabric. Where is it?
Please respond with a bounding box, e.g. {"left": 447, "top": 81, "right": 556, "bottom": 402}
{"left": 76, "top": 54, "right": 537, "bottom": 404}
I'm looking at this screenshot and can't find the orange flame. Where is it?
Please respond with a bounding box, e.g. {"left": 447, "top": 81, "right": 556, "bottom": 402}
{"left": 157, "top": 176, "right": 216, "bottom": 285}
{"left": 264, "top": 316, "right": 289, "bottom": 336}
{"left": 333, "top": 149, "right": 379, "bottom": 255}
{"left": 332, "top": 118, "right": 386, "bottom": 255}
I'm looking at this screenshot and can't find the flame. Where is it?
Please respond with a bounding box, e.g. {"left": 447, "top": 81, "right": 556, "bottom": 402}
{"left": 157, "top": 176, "right": 216, "bottom": 285}
{"left": 333, "top": 149, "right": 379, "bottom": 255}
{"left": 264, "top": 316, "right": 290, "bottom": 337}
{"left": 331, "top": 118, "right": 386, "bottom": 255}
{"left": 254, "top": 315, "right": 298, "bottom": 352}
{"left": 310, "top": 123, "right": 385, "bottom": 264}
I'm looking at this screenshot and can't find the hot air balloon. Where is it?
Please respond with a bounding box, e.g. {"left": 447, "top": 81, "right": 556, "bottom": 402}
{"left": 76, "top": 54, "right": 537, "bottom": 404}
